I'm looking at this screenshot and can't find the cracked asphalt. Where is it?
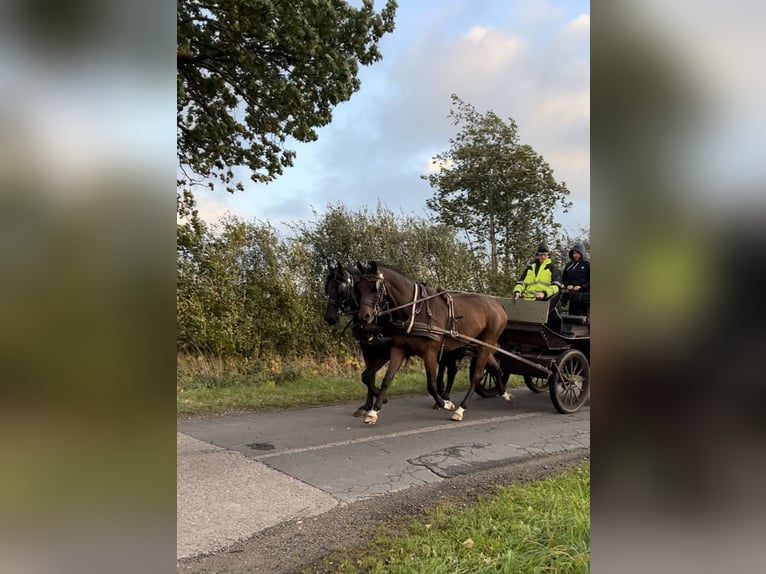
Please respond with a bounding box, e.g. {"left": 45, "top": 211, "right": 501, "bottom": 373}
{"left": 177, "top": 388, "right": 589, "bottom": 571}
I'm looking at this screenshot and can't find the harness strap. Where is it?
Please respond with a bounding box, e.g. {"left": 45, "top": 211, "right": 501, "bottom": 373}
{"left": 376, "top": 289, "right": 446, "bottom": 316}
{"left": 406, "top": 282, "right": 418, "bottom": 334}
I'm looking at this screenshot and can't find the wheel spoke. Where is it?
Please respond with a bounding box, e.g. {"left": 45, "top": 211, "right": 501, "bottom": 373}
{"left": 550, "top": 350, "right": 589, "bottom": 413}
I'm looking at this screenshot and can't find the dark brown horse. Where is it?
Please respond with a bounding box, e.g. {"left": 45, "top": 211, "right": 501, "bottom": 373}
{"left": 355, "top": 261, "right": 512, "bottom": 423}
{"left": 323, "top": 263, "right": 465, "bottom": 417}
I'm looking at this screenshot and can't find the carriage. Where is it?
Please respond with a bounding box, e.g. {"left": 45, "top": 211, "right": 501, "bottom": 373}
{"left": 475, "top": 292, "right": 590, "bottom": 414}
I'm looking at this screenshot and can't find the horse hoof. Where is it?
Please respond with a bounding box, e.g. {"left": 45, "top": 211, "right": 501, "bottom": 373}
{"left": 363, "top": 410, "right": 378, "bottom": 424}
{"left": 443, "top": 400, "right": 457, "bottom": 411}
{"left": 501, "top": 391, "right": 515, "bottom": 403}
{"left": 450, "top": 407, "right": 465, "bottom": 421}
{"left": 353, "top": 408, "right": 366, "bottom": 417}
{"left": 432, "top": 403, "right": 440, "bottom": 410}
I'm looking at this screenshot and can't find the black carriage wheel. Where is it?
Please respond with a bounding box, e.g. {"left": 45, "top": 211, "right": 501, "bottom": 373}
{"left": 523, "top": 375, "right": 549, "bottom": 393}
{"left": 549, "top": 349, "right": 590, "bottom": 414}
{"left": 475, "top": 367, "right": 501, "bottom": 398}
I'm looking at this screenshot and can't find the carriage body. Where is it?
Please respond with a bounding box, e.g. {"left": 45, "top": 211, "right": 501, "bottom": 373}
{"left": 483, "top": 294, "right": 590, "bottom": 413}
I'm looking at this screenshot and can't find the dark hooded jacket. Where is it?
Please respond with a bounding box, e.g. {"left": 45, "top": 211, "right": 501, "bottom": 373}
{"left": 562, "top": 243, "right": 590, "bottom": 291}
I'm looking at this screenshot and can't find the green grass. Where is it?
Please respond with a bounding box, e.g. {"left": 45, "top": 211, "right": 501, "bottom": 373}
{"left": 307, "top": 462, "right": 590, "bottom": 574}
{"left": 177, "top": 360, "right": 525, "bottom": 416}
{"left": 178, "top": 371, "right": 436, "bottom": 415}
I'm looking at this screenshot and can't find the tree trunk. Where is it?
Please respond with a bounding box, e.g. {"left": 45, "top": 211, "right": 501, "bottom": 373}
{"left": 487, "top": 181, "right": 498, "bottom": 277}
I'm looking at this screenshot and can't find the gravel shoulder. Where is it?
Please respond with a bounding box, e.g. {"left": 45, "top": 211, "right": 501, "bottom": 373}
{"left": 177, "top": 448, "right": 589, "bottom": 574}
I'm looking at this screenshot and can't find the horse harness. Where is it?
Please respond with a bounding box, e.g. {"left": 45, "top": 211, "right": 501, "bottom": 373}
{"left": 325, "top": 269, "right": 356, "bottom": 314}
{"left": 361, "top": 271, "right": 462, "bottom": 346}
{"left": 327, "top": 269, "right": 393, "bottom": 346}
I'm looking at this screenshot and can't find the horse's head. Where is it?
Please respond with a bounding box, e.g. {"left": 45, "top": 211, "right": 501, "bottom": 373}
{"left": 356, "top": 261, "right": 387, "bottom": 325}
{"left": 323, "top": 262, "right": 357, "bottom": 325}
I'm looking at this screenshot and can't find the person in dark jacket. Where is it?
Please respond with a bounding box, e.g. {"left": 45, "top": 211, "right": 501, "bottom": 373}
{"left": 513, "top": 243, "right": 562, "bottom": 301}
{"left": 562, "top": 242, "right": 590, "bottom": 316}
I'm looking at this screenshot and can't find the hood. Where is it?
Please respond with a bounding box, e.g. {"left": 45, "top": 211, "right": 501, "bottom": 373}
{"left": 568, "top": 242, "right": 586, "bottom": 260}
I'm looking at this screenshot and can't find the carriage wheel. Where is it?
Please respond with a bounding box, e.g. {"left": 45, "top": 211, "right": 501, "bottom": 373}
{"left": 549, "top": 349, "right": 590, "bottom": 414}
{"left": 523, "top": 375, "right": 549, "bottom": 393}
{"left": 475, "top": 368, "right": 500, "bottom": 398}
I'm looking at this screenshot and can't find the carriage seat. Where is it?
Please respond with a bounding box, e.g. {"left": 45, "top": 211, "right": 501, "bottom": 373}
{"left": 559, "top": 313, "right": 589, "bottom": 325}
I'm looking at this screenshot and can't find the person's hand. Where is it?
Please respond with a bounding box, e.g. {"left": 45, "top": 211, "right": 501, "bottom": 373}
{"left": 535, "top": 292, "right": 545, "bottom": 299}
{"left": 513, "top": 292, "right": 520, "bottom": 300}
{"left": 566, "top": 285, "right": 574, "bottom": 291}
{"left": 573, "top": 285, "right": 581, "bottom": 292}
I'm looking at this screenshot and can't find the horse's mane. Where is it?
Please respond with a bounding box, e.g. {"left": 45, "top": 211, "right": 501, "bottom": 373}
{"left": 374, "top": 263, "right": 440, "bottom": 296}
{"left": 377, "top": 263, "right": 409, "bottom": 277}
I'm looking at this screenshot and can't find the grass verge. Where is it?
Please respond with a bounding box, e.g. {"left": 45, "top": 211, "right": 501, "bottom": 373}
{"left": 177, "top": 371, "right": 460, "bottom": 415}
{"left": 177, "top": 369, "right": 525, "bottom": 416}
{"left": 177, "top": 354, "right": 524, "bottom": 416}
{"left": 306, "top": 461, "right": 590, "bottom": 574}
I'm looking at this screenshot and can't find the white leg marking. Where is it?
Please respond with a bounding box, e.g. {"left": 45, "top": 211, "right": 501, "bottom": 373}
{"left": 501, "top": 391, "right": 514, "bottom": 403}
{"left": 363, "top": 410, "right": 378, "bottom": 424}
{"left": 450, "top": 407, "right": 465, "bottom": 421}
{"left": 443, "top": 400, "right": 456, "bottom": 411}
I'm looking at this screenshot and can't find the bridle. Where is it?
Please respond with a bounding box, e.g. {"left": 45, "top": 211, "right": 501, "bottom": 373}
{"left": 360, "top": 271, "right": 388, "bottom": 319}
{"left": 325, "top": 269, "right": 358, "bottom": 316}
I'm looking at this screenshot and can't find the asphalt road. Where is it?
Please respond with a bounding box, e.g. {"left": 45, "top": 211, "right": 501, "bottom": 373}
{"left": 177, "top": 387, "right": 590, "bottom": 561}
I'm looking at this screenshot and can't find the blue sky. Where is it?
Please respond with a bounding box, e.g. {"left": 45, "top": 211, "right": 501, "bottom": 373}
{"left": 195, "top": 0, "right": 591, "bottom": 235}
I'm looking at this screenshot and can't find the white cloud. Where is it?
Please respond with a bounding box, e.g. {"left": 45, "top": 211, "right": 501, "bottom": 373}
{"left": 465, "top": 26, "right": 489, "bottom": 43}
{"left": 192, "top": 193, "right": 239, "bottom": 225}
{"left": 426, "top": 156, "right": 453, "bottom": 174}
{"left": 452, "top": 26, "right": 526, "bottom": 81}
{"left": 565, "top": 13, "right": 590, "bottom": 34}
{"left": 535, "top": 88, "right": 590, "bottom": 126}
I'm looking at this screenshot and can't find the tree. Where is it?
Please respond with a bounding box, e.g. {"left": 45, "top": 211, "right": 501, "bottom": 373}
{"left": 424, "top": 95, "right": 572, "bottom": 294}
{"left": 177, "top": 0, "right": 397, "bottom": 194}
{"left": 289, "top": 203, "right": 483, "bottom": 292}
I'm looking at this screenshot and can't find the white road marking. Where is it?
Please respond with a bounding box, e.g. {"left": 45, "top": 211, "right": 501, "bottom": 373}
{"left": 249, "top": 412, "right": 542, "bottom": 460}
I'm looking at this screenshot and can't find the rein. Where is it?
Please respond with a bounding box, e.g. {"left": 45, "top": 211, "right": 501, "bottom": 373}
{"left": 339, "top": 316, "right": 354, "bottom": 340}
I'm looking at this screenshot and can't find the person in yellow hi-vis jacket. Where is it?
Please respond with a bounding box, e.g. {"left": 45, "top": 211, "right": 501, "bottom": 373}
{"left": 512, "top": 243, "right": 563, "bottom": 300}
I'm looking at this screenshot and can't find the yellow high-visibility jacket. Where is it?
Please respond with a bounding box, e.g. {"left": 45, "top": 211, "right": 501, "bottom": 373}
{"left": 513, "top": 257, "right": 562, "bottom": 300}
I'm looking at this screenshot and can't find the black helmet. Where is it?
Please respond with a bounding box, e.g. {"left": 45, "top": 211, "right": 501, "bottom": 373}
{"left": 536, "top": 243, "right": 549, "bottom": 254}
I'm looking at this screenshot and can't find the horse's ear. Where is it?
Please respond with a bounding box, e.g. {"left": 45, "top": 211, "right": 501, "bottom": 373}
{"left": 368, "top": 261, "right": 378, "bottom": 274}
{"left": 355, "top": 261, "right": 364, "bottom": 273}
{"left": 336, "top": 261, "right": 344, "bottom": 272}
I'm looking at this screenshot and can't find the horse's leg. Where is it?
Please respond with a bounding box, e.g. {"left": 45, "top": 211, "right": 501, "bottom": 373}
{"left": 354, "top": 363, "right": 376, "bottom": 417}
{"left": 452, "top": 347, "right": 492, "bottom": 421}
{"left": 433, "top": 358, "right": 447, "bottom": 409}
{"left": 354, "top": 347, "right": 388, "bottom": 417}
{"left": 488, "top": 353, "right": 514, "bottom": 403}
{"left": 423, "top": 347, "right": 456, "bottom": 412}
{"left": 364, "top": 347, "right": 405, "bottom": 424}
{"left": 442, "top": 352, "right": 459, "bottom": 401}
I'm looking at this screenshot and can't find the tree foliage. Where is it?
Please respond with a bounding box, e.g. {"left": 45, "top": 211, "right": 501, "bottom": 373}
{"left": 177, "top": 0, "right": 397, "bottom": 193}
{"left": 424, "top": 94, "right": 572, "bottom": 293}
{"left": 177, "top": 205, "right": 496, "bottom": 361}
{"left": 289, "top": 203, "right": 485, "bottom": 292}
